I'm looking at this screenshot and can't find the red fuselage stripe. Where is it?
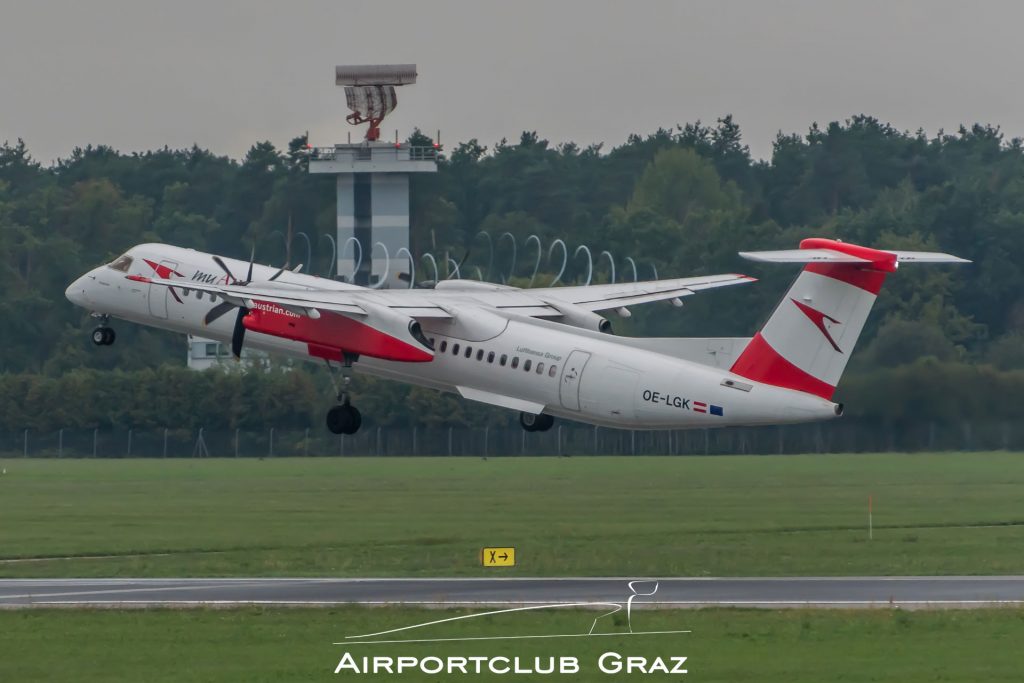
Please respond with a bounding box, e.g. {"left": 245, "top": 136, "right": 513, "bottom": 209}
{"left": 730, "top": 333, "right": 836, "bottom": 399}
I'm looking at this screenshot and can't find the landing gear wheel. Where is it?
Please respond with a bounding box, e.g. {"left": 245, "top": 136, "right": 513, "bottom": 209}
{"left": 520, "top": 412, "right": 554, "bottom": 432}
{"left": 91, "top": 327, "right": 115, "bottom": 346}
{"left": 326, "top": 404, "right": 362, "bottom": 435}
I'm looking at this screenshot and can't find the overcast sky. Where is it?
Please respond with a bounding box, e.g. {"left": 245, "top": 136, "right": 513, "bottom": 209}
{"left": 3, "top": 0, "right": 1023, "bottom": 164}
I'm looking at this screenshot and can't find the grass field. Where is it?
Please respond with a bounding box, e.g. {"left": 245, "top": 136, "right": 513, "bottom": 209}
{"left": 3, "top": 607, "right": 1023, "bottom": 682}
{"left": 2, "top": 453, "right": 1024, "bottom": 577}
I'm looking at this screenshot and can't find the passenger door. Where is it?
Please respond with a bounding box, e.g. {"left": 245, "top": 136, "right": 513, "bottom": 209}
{"left": 147, "top": 259, "right": 179, "bottom": 319}
{"left": 559, "top": 350, "right": 591, "bottom": 411}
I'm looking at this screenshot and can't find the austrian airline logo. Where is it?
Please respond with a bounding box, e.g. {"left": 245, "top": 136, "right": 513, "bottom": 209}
{"left": 142, "top": 259, "right": 184, "bottom": 280}
{"left": 791, "top": 298, "right": 842, "bottom": 353}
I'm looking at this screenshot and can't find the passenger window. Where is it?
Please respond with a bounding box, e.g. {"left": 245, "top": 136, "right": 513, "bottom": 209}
{"left": 487, "top": 351, "right": 495, "bottom": 363}
{"left": 429, "top": 337, "right": 435, "bottom": 346}
{"left": 476, "top": 349, "right": 484, "bottom": 361}
{"left": 196, "top": 290, "right": 204, "bottom": 301}
{"left": 440, "top": 340, "right": 447, "bottom": 352}
{"left": 549, "top": 365, "right": 557, "bottom": 377}
{"left": 500, "top": 354, "right": 507, "bottom": 366}
{"left": 511, "top": 357, "right": 519, "bottom": 369}
{"left": 465, "top": 346, "right": 473, "bottom": 358}
{"left": 536, "top": 362, "right": 544, "bottom": 374}
{"left": 523, "top": 359, "right": 532, "bottom": 372}
{"left": 452, "top": 343, "right": 460, "bottom": 355}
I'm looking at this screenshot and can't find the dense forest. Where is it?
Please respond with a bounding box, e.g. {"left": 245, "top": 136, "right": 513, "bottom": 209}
{"left": 2, "top": 115, "right": 1024, "bottom": 430}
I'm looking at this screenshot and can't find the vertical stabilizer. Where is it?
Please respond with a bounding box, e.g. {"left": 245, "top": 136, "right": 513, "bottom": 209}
{"left": 730, "top": 238, "right": 967, "bottom": 399}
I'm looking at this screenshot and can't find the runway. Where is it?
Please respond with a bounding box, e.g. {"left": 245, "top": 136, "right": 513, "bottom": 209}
{"left": 2, "top": 577, "right": 1024, "bottom": 608}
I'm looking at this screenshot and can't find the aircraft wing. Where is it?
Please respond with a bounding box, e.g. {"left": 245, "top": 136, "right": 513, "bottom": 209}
{"left": 129, "top": 276, "right": 371, "bottom": 316}
{"left": 132, "top": 271, "right": 756, "bottom": 319}
{"left": 527, "top": 273, "right": 756, "bottom": 312}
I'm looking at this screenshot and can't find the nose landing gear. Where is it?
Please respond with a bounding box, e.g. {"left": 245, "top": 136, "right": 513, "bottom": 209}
{"left": 324, "top": 355, "right": 362, "bottom": 435}
{"left": 91, "top": 325, "right": 116, "bottom": 346}
{"left": 520, "top": 412, "right": 554, "bottom": 432}
{"left": 90, "top": 314, "right": 115, "bottom": 346}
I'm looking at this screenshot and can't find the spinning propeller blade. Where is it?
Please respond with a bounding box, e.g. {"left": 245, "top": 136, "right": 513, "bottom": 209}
{"left": 246, "top": 245, "right": 255, "bottom": 283}
{"left": 212, "top": 256, "right": 237, "bottom": 284}
{"left": 231, "top": 308, "right": 247, "bottom": 359}
{"left": 204, "top": 301, "right": 235, "bottom": 325}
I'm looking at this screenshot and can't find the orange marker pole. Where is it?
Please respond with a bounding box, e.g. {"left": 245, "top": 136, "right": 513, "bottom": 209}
{"left": 868, "top": 494, "right": 874, "bottom": 541}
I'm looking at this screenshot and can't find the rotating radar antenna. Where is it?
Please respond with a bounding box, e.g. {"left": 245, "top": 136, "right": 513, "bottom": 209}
{"left": 336, "top": 64, "right": 417, "bottom": 142}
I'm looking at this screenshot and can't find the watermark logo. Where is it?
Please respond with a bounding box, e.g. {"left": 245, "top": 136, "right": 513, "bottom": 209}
{"left": 332, "top": 580, "right": 690, "bottom": 676}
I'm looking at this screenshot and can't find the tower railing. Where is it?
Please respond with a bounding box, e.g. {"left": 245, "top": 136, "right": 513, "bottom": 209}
{"left": 309, "top": 146, "right": 440, "bottom": 163}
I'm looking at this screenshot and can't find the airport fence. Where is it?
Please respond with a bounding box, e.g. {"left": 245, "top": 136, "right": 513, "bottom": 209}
{"left": 0, "top": 419, "right": 1020, "bottom": 458}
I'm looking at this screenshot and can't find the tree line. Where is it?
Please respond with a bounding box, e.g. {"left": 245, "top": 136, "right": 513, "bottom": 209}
{"left": 2, "top": 114, "right": 1024, "bottom": 429}
{"left": 0, "top": 359, "right": 1020, "bottom": 432}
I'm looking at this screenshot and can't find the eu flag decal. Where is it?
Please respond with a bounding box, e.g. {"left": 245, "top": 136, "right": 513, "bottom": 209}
{"left": 709, "top": 404, "right": 724, "bottom": 417}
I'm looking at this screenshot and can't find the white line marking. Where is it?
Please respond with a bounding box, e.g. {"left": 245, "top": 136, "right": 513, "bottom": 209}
{"left": 0, "top": 581, "right": 287, "bottom": 601}
{"left": 3, "top": 576, "right": 1024, "bottom": 583}
{"left": 15, "top": 599, "right": 1024, "bottom": 607}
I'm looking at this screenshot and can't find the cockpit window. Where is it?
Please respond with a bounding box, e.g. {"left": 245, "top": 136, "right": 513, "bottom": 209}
{"left": 108, "top": 254, "right": 134, "bottom": 272}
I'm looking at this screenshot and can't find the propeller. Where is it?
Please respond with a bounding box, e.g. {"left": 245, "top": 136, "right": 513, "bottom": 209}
{"left": 203, "top": 246, "right": 255, "bottom": 359}
{"left": 231, "top": 247, "right": 255, "bottom": 359}
{"left": 201, "top": 222, "right": 305, "bottom": 359}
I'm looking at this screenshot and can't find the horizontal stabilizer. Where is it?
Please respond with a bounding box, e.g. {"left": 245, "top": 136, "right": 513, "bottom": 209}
{"left": 739, "top": 249, "right": 871, "bottom": 264}
{"left": 740, "top": 247, "right": 969, "bottom": 265}
{"left": 889, "top": 250, "right": 971, "bottom": 264}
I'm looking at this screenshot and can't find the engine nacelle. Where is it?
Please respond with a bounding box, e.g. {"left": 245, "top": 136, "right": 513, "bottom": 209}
{"left": 543, "top": 300, "right": 613, "bottom": 334}
{"left": 243, "top": 300, "right": 433, "bottom": 362}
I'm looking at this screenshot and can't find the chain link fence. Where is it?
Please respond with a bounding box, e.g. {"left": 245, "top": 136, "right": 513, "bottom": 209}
{"left": 1, "top": 419, "right": 1019, "bottom": 458}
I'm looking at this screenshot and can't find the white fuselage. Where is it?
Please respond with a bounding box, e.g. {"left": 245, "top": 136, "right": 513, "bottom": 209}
{"left": 66, "top": 244, "right": 841, "bottom": 430}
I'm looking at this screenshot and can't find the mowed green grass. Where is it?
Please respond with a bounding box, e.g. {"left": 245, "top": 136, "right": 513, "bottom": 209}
{"left": 3, "top": 607, "right": 1024, "bottom": 682}
{"left": 1, "top": 453, "right": 1024, "bottom": 577}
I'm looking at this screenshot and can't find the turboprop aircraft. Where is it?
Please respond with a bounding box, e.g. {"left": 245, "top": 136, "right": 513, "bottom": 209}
{"left": 65, "top": 238, "right": 967, "bottom": 435}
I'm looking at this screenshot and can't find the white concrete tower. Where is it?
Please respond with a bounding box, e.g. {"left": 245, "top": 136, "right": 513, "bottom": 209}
{"left": 307, "top": 64, "right": 438, "bottom": 287}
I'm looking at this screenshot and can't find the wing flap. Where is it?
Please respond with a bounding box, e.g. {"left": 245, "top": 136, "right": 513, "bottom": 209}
{"left": 456, "top": 386, "right": 546, "bottom": 414}
{"left": 531, "top": 273, "right": 755, "bottom": 312}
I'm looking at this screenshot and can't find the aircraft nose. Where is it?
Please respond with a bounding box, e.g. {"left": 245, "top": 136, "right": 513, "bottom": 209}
{"left": 65, "top": 274, "right": 91, "bottom": 306}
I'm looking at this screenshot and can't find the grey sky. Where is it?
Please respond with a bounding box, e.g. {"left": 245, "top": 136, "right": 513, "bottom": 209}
{"left": 2, "top": 0, "right": 1022, "bottom": 164}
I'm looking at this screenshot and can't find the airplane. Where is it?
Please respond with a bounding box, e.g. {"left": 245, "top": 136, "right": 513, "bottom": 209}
{"left": 65, "top": 237, "right": 967, "bottom": 435}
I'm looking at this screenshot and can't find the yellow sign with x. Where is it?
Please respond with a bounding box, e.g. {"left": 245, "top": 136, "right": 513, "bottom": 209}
{"left": 481, "top": 547, "right": 516, "bottom": 567}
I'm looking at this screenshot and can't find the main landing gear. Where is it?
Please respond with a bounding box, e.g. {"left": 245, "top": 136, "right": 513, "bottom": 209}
{"left": 324, "top": 355, "right": 362, "bottom": 435}
{"left": 520, "top": 412, "right": 554, "bottom": 432}
{"left": 91, "top": 316, "right": 116, "bottom": 346}
{"left": 326, "top": 402, "right": 361, "bottom": 435}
